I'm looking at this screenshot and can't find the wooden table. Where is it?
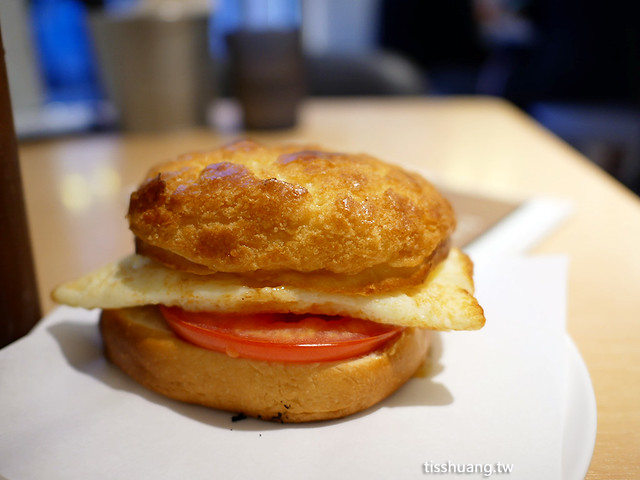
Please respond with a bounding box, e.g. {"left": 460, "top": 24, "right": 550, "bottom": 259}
{"left": 18, "top": 97, "right": 640, "bottom": 478}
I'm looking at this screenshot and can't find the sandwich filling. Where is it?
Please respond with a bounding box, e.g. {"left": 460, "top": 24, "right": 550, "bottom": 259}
{"left": 160, "top": 306, "right": 405, "bottom": 363}
{"left": 53, "top": 247, "right": 484, "bottom": 332}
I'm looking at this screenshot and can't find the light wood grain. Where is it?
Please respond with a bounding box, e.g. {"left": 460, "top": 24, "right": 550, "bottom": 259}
{"left": 18, "top": 97, "right": 640, "bottom": 478}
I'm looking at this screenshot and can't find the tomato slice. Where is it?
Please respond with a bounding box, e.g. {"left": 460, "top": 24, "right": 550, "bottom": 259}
{"left": 160, "top": 306, "right": 404, "bottom": 363}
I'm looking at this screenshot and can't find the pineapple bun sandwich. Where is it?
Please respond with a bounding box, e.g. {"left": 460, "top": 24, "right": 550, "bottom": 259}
{"left": 53, "top": 139, "right": 485, "bottom": 423}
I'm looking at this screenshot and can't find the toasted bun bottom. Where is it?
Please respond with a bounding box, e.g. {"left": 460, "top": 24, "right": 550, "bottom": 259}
{"left": 100, "top": 306, "right": 430, "bottom": 423}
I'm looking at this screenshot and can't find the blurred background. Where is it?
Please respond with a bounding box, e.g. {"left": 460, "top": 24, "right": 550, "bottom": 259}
{"left": 2, "top": 0, "right": 640, "bottom": 194}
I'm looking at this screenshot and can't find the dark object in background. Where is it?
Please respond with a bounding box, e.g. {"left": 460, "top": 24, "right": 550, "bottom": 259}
{"left": 499, "top": 0, "right": 640, "bottom": 107}
{"left": 379, "top": 0, "right": 486, "bottom": 68}
{"left": 227, "top": 29, "right": 304, "bottom": 130}
{"left": 494, "top": 0, "right": 640, "bottom": 195}
{"left": 0, "top": 25, "right": 41, "bottom": 348}
{"left": 378, "top": 0, "right": 486, "bottom": 94}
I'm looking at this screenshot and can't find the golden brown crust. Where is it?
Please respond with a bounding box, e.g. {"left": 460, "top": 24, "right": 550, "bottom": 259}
{"left": 128, "top": 139, "right": 455, "bottom": 284}
{"left": 100, "top": 306, "right": 430, "bottom": 422}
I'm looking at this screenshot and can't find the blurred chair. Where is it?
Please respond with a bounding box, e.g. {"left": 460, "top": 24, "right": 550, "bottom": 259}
{"left": 216, "top": 49, "right": 427, "bottom": 99}
{"left": 531, "top": 102, "right": 640, "bottom": 192}
{"left": 304, "top": 50, "right": 426, "bottom": 96}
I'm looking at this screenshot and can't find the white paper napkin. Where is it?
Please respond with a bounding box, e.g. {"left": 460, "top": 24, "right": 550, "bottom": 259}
{"left": 0, "top": 256, "right": 570, "bottom": 480}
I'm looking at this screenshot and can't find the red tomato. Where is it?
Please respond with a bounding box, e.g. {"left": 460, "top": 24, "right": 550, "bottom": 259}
{"left": 160, "top": 306, "right": 404, "bottom": 363}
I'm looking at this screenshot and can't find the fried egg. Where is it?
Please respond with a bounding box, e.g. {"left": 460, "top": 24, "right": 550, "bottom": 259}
{"left": 52, "top": 248, "right": 484, "bottom": 331}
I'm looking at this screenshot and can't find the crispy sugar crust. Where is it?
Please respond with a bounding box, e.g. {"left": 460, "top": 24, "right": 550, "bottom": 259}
{"left": 128, "top": 140, "right": 455, "bottom": 282}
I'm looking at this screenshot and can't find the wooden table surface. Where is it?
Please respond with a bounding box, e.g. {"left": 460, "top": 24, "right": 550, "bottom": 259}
{"left": 18, "top": 97, "right": 640, "bottom": 478}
